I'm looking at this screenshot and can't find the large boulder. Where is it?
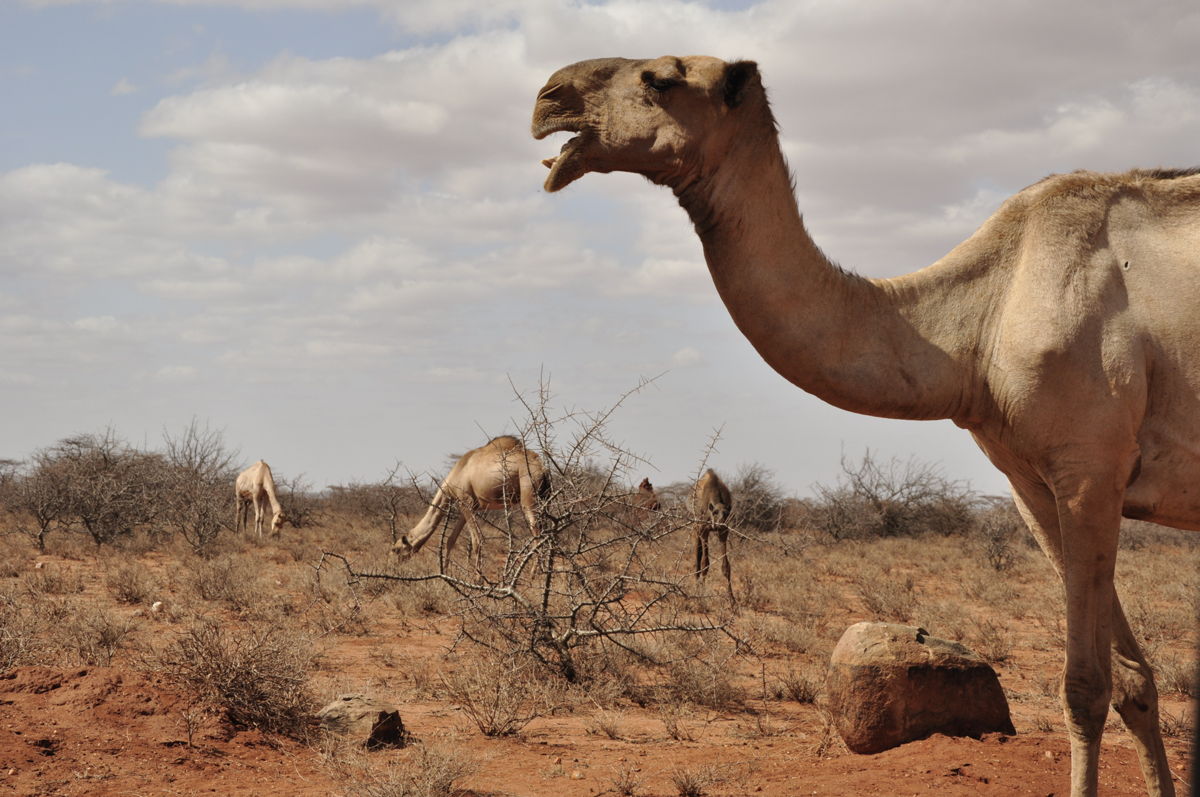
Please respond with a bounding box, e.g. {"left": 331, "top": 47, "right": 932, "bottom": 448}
{"left": 316, "top": 694, "right": 408, "bottom": 749}
{"left": 826, "top": 621, "right": 1014, "bottom": 754}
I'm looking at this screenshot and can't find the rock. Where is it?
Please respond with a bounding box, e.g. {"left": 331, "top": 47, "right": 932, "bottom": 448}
{"left": 316, "top": 694, "right": 408, "bottom": 749}
{"left": 826, "top": 621, "right": 1014, "bottom": 754}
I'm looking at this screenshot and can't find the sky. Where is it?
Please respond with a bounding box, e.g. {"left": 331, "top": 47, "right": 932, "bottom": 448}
{"left": 3, "top": 0, "right": 1199, "bottom": 497}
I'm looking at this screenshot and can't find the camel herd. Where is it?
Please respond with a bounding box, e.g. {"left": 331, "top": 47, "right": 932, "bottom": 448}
{"left": 237, "top": 440, "right": 737, "bottom": 594}
{"left": 223, "top": 52, "right": 1193, "bottom": 797}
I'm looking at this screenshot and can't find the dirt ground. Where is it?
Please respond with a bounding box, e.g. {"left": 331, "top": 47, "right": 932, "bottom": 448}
{"left": 0, "top": 518, "right": 1193, "bottom": 797}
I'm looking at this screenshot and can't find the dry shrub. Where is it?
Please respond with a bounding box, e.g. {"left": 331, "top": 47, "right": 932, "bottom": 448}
{"left": 0, "top": 538, "right": 27, "bottom": 578}
{"left": 663, "top": 656, "right": 745, "bottom": 710}
{"left": 439, "top": 653, "right": 563, "bottom": 737}
{"left": 588, "top": 708, "right": 624, "bottom": 740}
{"left": 609, "top": 763, "right": 644, "bottom": 797}
{"left": 970, "top": 618, "right": 1013, "bottom": 665}
{"left": 659, "top": 701, "right": 696, "bottom": 742}
{"left": 1150, "top": 651, "right": 1196, "bottom": 698}
{"left": 23, "top": 565, "right": 84, "bottom": 596}
{"left": 975, "top": 500, "right": 1025, "bottom": 571}
{"left": 154, "top": 619, "right": 317, "bottom": 739}
{"left": 104, "top": 560, "right": 158, "bottom": 605}
{"left": 670, "top": 765, "right": 720, "bottom": 797}
{"left": 778, "top": 666, "right": 822, "bottom": 704}
{"left": 182, "top": 553, "right": 262, "bottom": 611}
{"left": 854, "top": 571, "right": 917, "bottom": 623}
{"left": 63, "top": 607, "right": 138, "bottom": 666}
{"left": 808, "top": 451, "right": 976, "bottom": 540}
{"left": 0, "top": 586, "right": 41, "bottom": 671}
{"left": 330, "top": 742, "right": 478, "bottom": 797}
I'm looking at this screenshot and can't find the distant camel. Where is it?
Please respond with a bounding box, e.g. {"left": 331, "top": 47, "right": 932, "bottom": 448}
{"left": 235, "top": 460, "right": 286, "bottom": 538}
{"left": 392, "top": 436, "right": 549, "bottom": 568}
{"left": 692, "top": 469, "right": 733, "bottom": 601}
{"left": 634, "top": 477, "right": 661, "bottom": 510}
{"left": 623, "top": 477, "right": 661, "bottom": 528}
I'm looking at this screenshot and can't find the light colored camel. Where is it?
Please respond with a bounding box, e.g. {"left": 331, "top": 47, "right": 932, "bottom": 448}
{"left": 235, "top": 460, "right": 286, "bottom": 538}
{"left": 533, "top": 56, "right": 1198, "bottom": 796}
{"left": 391, "top": 436, "right": 549, "bottom": 568}
{"left": 692, "top": 468, "right": 733, "bottom": 602}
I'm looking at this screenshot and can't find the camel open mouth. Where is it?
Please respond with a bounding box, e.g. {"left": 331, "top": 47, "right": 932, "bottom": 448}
{"left": 532, "top": 119, "right": 590, "bottom": 192}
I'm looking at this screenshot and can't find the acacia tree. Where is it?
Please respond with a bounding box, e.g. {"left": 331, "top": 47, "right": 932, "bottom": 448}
{"left": 160, "top": 420, "right": 239, "bottom": 553}
{"left": 44, "top": 430, "right": 164, "bottom": 545}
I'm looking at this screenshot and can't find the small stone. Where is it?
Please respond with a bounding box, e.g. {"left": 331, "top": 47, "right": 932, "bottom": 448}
{"left": 570, "top": 770, "right": 584, "bottom": 780}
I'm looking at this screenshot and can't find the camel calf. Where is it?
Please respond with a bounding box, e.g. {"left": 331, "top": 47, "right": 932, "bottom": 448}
{"left": 391, "top": 436, "right": 549, "bottom": 569}
{"left": 235, "top": 460, "right": 286, "bottom": 537}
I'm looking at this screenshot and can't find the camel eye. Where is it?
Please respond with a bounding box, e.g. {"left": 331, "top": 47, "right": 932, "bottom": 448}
{"left": 642, "top": 72, "right": 678, "bottom": 93}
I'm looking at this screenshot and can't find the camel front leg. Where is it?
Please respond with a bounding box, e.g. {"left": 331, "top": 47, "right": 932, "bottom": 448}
{"left": 715, "top": 525, "right": 734, "bottom": 605}
{"left": 1010, "top": 476, "right": 1117, "bottom": 797}
{"left": 459, "top": 503, "right": 485, "bottom": 573}
{"left": 1052, "top": 475, "right": 1127, "bottom": 797}
{"left": 253, "top": 496, "right": 266, "bottom": 538}
{"left": 1111, "top": 595, "right": 1175, "bottom": 796}
{"left": 431, "top": 509, "right": 469, "bottom": 572}
{"left": 694, "top": 525, "right": 710, "bottom": 581}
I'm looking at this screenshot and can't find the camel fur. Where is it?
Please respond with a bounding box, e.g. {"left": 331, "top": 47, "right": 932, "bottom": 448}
{"left": 533, "top": 55, "right": 1199, "bottom": 796}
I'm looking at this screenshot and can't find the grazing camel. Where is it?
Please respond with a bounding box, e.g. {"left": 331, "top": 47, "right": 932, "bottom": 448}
{"left": 391, "top": 436, "right": 549, "bottom": 568}
{"left": 692, "top": 469, "right": 733, "bottom": 601}
{"left": 533, "top": 56, "right": 1198, "bottom": 796}
{"left": 235, "top": 460, "right": 286, "bottom": 538}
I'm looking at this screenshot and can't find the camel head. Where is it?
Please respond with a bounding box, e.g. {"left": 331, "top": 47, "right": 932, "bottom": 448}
{"left": 532, "top": 56, "right": 762, "bottom": 192}
{"left": 390, "top": 536, "right": 416, "bottom": 560}
{"left": 271, "top": 511, "right": 288, "bottom": 535}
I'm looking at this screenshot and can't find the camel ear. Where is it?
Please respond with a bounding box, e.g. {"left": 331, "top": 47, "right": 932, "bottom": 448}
{"left": 722, "top": 60, "right": 758, "bottom": 108}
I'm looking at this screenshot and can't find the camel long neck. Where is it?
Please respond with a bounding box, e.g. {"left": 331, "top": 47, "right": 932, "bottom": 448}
{"left": 673, "top": 122, "right": 983, "bottom": 422}
{"left": 261, "top": 472, "right": 283, "bottom": 515}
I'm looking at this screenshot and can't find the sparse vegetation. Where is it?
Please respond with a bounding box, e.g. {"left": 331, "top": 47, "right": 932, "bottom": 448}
{"left": 153, "top": 619, "right": 317, "bottom": 739}
{"left": 0, "top": 418, "right": 1193, "bottom": 794}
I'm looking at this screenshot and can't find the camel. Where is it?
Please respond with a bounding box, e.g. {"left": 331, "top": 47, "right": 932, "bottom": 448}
{"left": 391, "top": 435, "right": 549, "bottom": 568}
{"left": 533, "top": 56, "right": 1199, "bottom": 796}
{"left": 634, "top": 477, "right": 661, "bottom": 511}
{"left": 692, "top": 468, "right": 733, "bottom": 602}
{"left": 234, "top": 460, "right": 286, "bottom": 538}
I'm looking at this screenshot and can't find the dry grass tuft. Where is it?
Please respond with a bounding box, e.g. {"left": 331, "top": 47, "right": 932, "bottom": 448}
{"left": 153, "top": 619, "right": 317, "bottom": 739}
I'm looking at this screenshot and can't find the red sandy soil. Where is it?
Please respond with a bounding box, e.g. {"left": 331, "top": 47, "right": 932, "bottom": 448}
{"left": 0, "top": 661, "right": 1190, "bottom": 796}
{"left": 0, "top": 533, "right": 1192, "bottom": 797}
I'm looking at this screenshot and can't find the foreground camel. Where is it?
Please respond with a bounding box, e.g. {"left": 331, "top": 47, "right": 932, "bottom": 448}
{"left": 235, "top": 460, "right": 286, "bottom": 538}
{"left": 533, "top": 56, "right": 1198, "bottom": 796}
{"left": 392, "top": 436, "right": 549, "bottom": 568}
{"left": 692, "top": 469, "right": 733, "bottom": 601}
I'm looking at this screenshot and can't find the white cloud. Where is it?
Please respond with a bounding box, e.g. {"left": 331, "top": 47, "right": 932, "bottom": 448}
{"left": 154, "top": 365, "right": 198, "bottom": 382}
{"left": 672, "top": 347, "right": 702, "bottom": 367}
{"left": 73, "top": 315, "right": 124, "bottom": 332}
{"left": 110, "top": 77, "right": 137, "bottom": 95}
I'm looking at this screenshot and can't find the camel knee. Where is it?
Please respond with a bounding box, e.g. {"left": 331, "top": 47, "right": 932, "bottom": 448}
{"left": 1061, "top": 665, "right": 1111, "bottom": 739}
